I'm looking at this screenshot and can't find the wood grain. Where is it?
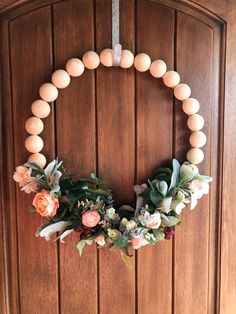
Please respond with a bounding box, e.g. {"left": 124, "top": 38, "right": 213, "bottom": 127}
{"left": 220, "top": 1, "right": 236, "bottom": 313}
{"left": 0, "top": 20, "right": 21, "bottom": 313}
{"left": 174, "top": 12, "right": 214, "bottom": 314}
{"left": 53, "top": 1, "right": 98, "bottom": 313}
{"left": 10, "top": 7, "right": 58, "bottom": 313}
{"left": 136, "top": 1, "right": 174, "bottom": 313}
{"left": 96, "top": 1, "right": 135, "bottom": 313}
{"left": 0, "top": 0, "right": 230, "bottom": 313}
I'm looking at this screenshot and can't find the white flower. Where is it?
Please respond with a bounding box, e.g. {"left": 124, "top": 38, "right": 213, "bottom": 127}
{"left": 106, "top": 207, "right": 116, "bottom": 218}
{"left": 188, "top": 180, "right": 209, "bottom": 199}
{"left": 138, "top": 211, "right": 161, "bottom": 229}
{"left": 180, "top": 163, "right": 198, "bottom": 180}
{"left": 36, "top": 221, "right": 72, "bottom": 241}
{"left": 126, "top": 220, "right": 137, "bottom": 231}
{"left": 161, "top": 197, "right": 172, "bottom": 214}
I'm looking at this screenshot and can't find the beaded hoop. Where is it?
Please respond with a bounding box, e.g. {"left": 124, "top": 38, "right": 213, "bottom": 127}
{"left": 25, "top": 49, "right": 205, "bottom": 168}
{"left": 13, "top": 48, "right": 212, "bottom": 261}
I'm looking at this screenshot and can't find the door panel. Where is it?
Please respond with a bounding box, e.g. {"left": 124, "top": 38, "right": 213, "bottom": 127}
{"left": 0, "top": 0, "right": 226, "bottom": 313}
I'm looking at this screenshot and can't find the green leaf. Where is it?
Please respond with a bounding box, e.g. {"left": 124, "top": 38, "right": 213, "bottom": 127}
{"left": 155, "top": 167, "right": 172, "bottom": 183}
{"left": 150, "top": 190, "right": 163, "bottom": 205}
{"left": 169, "top": 159, "right": 180, "bottom": 192}
{"left": 153, "top": 229, "right": 165, "bottom": 242}
{"left": 76, "top": 240, "right": 86, "bottom": 256}
{"left": 201, "top": 175, "right": 213, "bottom": 183}
{"left": 24, "top": 162, "right": 42, "bottom": 171}
{"left": 157, "top": 181, "right": 168, "bottom": 197}
{"left": 114, "top": 236, "right": 129, "bottom": 248}
{"left": 162, "top": 216, "right": 180, "bottom": 227}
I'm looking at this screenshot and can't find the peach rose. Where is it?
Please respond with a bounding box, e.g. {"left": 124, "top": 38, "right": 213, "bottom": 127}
{"left": 33, "top": 190, "right": 59, "bottom": 217}
{"left": 82, "top": 210, "right": 101, "bottom": 228}
{"left": 131, "top": 237, "right": 148, "bottom": 250}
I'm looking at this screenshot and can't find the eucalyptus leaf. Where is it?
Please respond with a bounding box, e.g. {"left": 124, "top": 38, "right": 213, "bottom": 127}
{"left": 76, "top": 240, "right": 86, "bottom": 256}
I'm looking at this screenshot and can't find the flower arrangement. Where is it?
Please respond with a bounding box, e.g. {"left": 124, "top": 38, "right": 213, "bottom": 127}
{"left": 13, "top": 158, "right": 212, "bottom": 264}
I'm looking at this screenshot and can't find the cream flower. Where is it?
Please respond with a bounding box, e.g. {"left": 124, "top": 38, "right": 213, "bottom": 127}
{"left": 126, "top": 220, "right": 137, "bottom": 231}
{"left": 107, "top": 228, "right": 119, "bottom": 239}
{"left": 121, "top": 218, "right": 128, "bottom": 226}
{"left": 188, "top": 179, "right": 209, "bottom": 199}
{"left": 138, "top": 211, "right": 161, "bottom": 229}
{"left": 180, "top": 163, "right": 198, "bottom": 179}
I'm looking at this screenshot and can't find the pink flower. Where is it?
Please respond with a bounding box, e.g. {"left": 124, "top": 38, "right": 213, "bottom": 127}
{"left": 188, "top": 180, "right": 209, "bottom": 199}
{"left": 138, "top": 211, "right": 161, "bottom": 229}
{"left": 95, "top": 234, "right": 105, "bottom": 246}
{"left": 131, "top": 237, "right": 148, "bottom": 250}
{"left": 33, "top": 190, "right": 59, "bottom": 217}
{"left": 82, "top": 210, "right": 101, "bottom": 228}
{"left": 13, "top": 166, "right": 37, "bottom": 194}
{"left": 21, "top": 180, "right": 38, "bottom": 194}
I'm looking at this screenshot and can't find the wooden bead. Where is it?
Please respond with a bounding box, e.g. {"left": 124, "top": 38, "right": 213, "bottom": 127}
{"left": 25, "top": 135, "right": 44, "bottom": 153}
{"left": 120, "top": 50, "right": 134, "bottom": 68}
{"left": 163, "top": 71, "right": 180, "bottom": 88}
{"left": 100, "top": 49, "right": 114, "bottom": 67}
{"left": 25, "top": 117, "right": 44, "bottom": 135}
{"left": 82, "top": 51, "right": 100, "bottom": 69}
{"left": 39, "top": 83, "right": 58, "bottom": 102}
{"left": 187, "top": 114, "right": 204, "bottom": 131}
{"left": 150, "top": 60, "right": 167, "bottom": 78}
{"left": 66, "top": 58, "right": 84, "bottom": 77}
{"left": 134, "top": 53, "right": 151, "bottom": 72}
{"left": 51, "top": 69, "right": 70, "bottom": 89}
{"left": 31, "top": 100, "right": 51, "bottom": 118}
{"left": 189, "top": 131, "right": 207, "bottom": 148}
{"left": 187, "top": 148, "right": 204, "bottom": 165}
{"left": 28, "top": 153, "right": 47, "bottom": 168}
{"left": 174, "top": 83, "right": 191, "bottom": 101}
{"left": 182, "top": 98, "right": 200, "bottom": 115}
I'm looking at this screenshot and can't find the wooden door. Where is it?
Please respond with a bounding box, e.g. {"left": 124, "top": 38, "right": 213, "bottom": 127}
{"left": 0, "top": 1, "right": 235, "bottom": 313}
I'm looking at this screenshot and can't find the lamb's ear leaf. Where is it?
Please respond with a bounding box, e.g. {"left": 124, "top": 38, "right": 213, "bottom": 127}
{"left": 169, "top": 159, "right": 180, "bottom": 192}
{"left": 35, "top": 220, "right": 54, "bottom": 237}
{"left": 76, "top": 240, "right": 86, "bottom": 256}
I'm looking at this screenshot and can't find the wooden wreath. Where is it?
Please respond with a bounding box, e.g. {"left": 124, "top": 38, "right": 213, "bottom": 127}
{"left": 13, "top": 48, "right": 212, "bottom": 261}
